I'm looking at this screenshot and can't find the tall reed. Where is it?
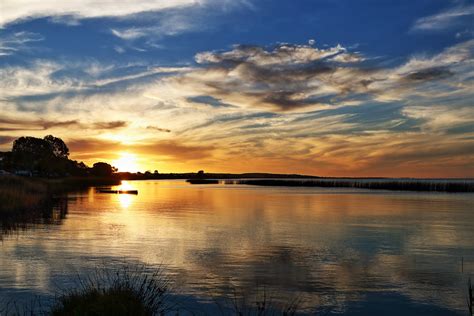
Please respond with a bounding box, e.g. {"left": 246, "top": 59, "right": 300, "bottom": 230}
{"left": 226, "top": 179, "right": 474, "bottom": 192}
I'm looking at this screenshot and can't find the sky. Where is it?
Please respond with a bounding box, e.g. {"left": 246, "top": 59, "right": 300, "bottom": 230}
{"left": 0, "top": 0, "right": 473, "bottom": 177}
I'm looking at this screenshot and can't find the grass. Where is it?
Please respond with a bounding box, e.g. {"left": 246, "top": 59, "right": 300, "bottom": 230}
{"left": 0, "top": 264, "right": 301, "bottom": 316}
{"left": 0, "top": 175, "right": 120, "bottom": 236}
{"left": 2, "top": 266, "right": 472, "bottom": 315}
{"left": 0, "top": 175, "right": 120, "bottom": 214}
{"left": 226, "top": 179, "right": 474, "bottom": 192}
{"left": 0, "top": 176, "right": 51, "bottom": 218}
{"left": 50, "top": 266, "right": 172, "bottom": 316}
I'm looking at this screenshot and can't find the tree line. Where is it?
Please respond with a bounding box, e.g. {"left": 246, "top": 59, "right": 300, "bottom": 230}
{"left": 0, "top": 135, "right": 116, "bottom": 177}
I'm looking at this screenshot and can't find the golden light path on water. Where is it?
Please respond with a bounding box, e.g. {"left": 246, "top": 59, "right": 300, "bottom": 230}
{"left": 0, "top": 180, "right": 473, "bottom": 314}
{"left": 118, "top": 181, "right": 134, "bottom": 208}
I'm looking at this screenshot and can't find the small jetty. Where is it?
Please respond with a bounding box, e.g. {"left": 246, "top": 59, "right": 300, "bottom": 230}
{"left": 98, "top": 189, "right": 138, "bottom": 195}
{"left": 186, "top": 179, "right": 219, "bottom": 184}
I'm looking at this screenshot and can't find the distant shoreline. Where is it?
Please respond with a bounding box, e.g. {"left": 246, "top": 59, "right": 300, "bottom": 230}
{"left": 116, "top": 172, "right": 474, "bottom": 181}
{"left": 224, "top": 178, "right": 474, "bottom": 193}
{"left": 116, "top": 173, "right": 474, "bottom": 192}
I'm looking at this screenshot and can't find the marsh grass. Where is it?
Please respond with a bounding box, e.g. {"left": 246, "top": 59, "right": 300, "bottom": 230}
{"left": 51, "top": 265, "right": 174, "bottom": 316}
{"left": 0, "top": 176, "right": 120, "bottom": 214}
{"left": 0, "top": 175, "right": 120, "bottom": 236}
{"left": 227, "top": 179, "right": 474, "bottom": 192}
{"left": 0, "top": 176, "right": 50, "bottom": 215}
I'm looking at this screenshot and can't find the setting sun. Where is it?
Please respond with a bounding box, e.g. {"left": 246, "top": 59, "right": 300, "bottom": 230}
{"left": 112, "top": 152, "right": 139, "bottom": 172}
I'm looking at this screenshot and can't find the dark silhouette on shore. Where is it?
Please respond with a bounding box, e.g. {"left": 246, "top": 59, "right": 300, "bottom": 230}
{"left": 1, "top": 135, "right": 91, "bottom": 177}
{"left": 228, "top": 179, "right": 474, "bottom": 193}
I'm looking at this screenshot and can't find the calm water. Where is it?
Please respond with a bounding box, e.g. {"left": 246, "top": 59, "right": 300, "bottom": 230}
{"left": 1, "top": 180, "right": 474, "bottom": 315}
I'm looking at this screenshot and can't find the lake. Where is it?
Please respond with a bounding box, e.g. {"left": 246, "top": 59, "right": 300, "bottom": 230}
{"left": 1, "top": 180, "right": 473, "bottom": 315}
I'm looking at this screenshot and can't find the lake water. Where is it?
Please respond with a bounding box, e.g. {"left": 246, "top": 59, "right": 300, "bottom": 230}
{"left": 1, "top": 180, "right": 473, "bottom": 315}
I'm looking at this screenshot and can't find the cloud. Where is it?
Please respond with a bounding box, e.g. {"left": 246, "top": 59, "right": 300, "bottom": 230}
{"left": 402, "top": 106, "right": 474, "bottom": 133}
{"left": 412, "top": 5, "right": 474, "bottom": 31}
{"left": 0, "top": 116, "right": 128, "bottom": 131}
{"left": 0, "top": 136, "right": 16, "bottom": 146}
{"left": 156, "top": 43, "right": 371, "bottom": 112}
{"left": 150, "top": 40, "right": 472, "bottom": 112}
{"left": 93, "top": 121, "right": 128, "bottom": 129}
{"left": 403, "top": 67, "right": 453, "bottom": 81}
{"left": 0, "top": 0, "right": 208, "bottom": 27}
{"left": 68, "top": 138, "right": 214, "bottom": 161}
{"left": 1, "top": 39, "right": 473, "bottom": 176}
{"left": 1, "top": 0, "right": 255, "bottom": 28}
{"left": 0, "top": 117, "right": 80, "bottom": 130}
{"left": 109, "top": 11, "right": 195, "bottom": 40}
{"left": 137, "top": 140, "right": 215, "bottom": 160}
{"left": 0, "top": 31, "right": 44, "bottom": 57}
{"left": 146, "top": 126, "right": 171, "bottom": 133}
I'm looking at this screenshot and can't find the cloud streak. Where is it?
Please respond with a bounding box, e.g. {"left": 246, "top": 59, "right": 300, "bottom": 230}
{"left": 412, "top": 5, "right": 474, "bottom": 31}
{"left": 0, "top": 117, "right": 128, "bottom": 131}
{"left": 1, "top": 39, "right": 473, "bottom": 176}
{"left": 0, "top": 31, "right": 44, "bottom": 57}
{"left": 0, "top": 0, "right": 206, "bottom": 27}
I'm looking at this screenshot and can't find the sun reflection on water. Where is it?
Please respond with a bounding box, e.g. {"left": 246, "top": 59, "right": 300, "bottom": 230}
{"left": 118, "top": 194, "right": 133, "bottom": 208}
{"left": 117, "top": 181, "right": 135, "bottom": 208}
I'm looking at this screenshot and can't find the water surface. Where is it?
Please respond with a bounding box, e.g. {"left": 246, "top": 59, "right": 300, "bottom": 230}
{"left": 1, "top": 180, "right": 473, "bottom": 315}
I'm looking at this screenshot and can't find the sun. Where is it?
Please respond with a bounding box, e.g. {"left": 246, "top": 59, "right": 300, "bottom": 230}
{"left": 112, "top": 152, "right": 139, "bottom": 172}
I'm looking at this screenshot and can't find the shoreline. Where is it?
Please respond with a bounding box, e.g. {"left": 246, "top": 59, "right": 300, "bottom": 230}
{"left": 0, "top": 176, "right": 120, "bottom": 235}
{"left": 224, "top": 179, "right": 474, "bottom": 193}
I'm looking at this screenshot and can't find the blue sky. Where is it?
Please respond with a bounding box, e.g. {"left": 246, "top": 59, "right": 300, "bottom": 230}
{"left": 0, "top": 0, "right": 473, "bottom": 176}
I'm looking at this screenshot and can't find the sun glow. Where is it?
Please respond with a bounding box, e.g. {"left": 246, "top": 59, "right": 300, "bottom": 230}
{"left": 113, "top": 152, "right": 139, "bottom": 172}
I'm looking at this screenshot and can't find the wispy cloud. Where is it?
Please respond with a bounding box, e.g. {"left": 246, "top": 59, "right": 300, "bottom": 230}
{"left": 110, "top": 12, "right": 195, "bottom": 40}
{"left": 412, "top": 5, "right": 474, "bottom": 31}
{"left": 1, "top": 39, "right": 473, "bottom": 176}
{"left": 0, "top": 31, "right": 44, "bottom": 56}
{"left": 0, "top": 116, "right": 128, "bottom": 131}
{"left": 146, "top": 126, "right": 172, "bottom": 133}
{"left": 0, "top": 0, "right": 254, "bottom": 27}
{"left": 0, "top": 0, "right": 207, "bottom": 27}
{"left": 68, "top": 138, "right": 214, "bottom": 161}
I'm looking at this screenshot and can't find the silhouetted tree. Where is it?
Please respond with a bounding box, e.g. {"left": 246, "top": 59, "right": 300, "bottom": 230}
{"left": 10, "top": 135, "right": 75, "bottom": 176}
{"left": 44, "top": 135, "right": 69, "bottom": 159}
{"left": 12, "top": 136, "right": 53, "bottom": 173}
{"left": 67, "top": 160, "right": 89, "bottom": 176}
{"left": 91, "top": 162, "right": 117, "bottom": 177}
{"left": 154, "top": 170, "right": 159, "bottom": 174}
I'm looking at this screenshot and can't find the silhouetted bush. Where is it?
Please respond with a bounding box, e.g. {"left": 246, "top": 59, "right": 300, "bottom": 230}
{"left": 91, "top": 162, "right": 118, "bottom": 177}
{"left": 51, "top": 265, "right": 172, "bottom": 316}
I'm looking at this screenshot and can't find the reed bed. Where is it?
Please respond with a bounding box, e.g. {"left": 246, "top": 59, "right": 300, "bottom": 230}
{"left": 0, "top": 176, "right": 50, "bottom": 215}
{"left": 0, "top": 176, "right": 120, "bottom": 214}
{"left": 0, "top": 175, "right": 120, "bottom": 236}
{"left": 226, "top": 179, "right": 474, "bottom": 192}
